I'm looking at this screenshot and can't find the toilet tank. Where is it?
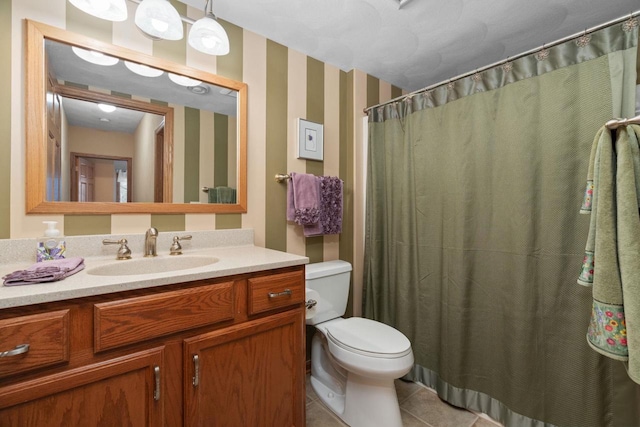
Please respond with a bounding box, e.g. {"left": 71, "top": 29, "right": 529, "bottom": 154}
{"left": 305, "top": 260, "right": 352, "bottom": 325}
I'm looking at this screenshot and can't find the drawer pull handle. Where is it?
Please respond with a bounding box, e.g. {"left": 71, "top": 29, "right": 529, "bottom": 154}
{"left": 0, "top": 344, "right": 30, "bottom": 358}
{"left": 192, "top": 354, "right": 200, "bottom": 387}
{"left": 268, "top": 289, "right": 292, "bottom": 299}
{"left": 153, "top": 366, "right": 161, "bottom": 401}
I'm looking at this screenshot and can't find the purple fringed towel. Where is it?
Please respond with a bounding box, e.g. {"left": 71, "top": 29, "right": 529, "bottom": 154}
{"left": 287, "top": 172, "right": 321, "bottom": 225}
{"left": 304, "top": 176, "right": 343, "bottom": 237}
{"left": 3, "top": 257, "right": 85, "bottom": 286}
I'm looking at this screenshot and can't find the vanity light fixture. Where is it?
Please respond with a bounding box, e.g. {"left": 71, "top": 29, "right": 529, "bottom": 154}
{"left": 124, "top": 60, "right": 164, "bottom": 77}
{"left": 68, "top": 0, "right": 229, "bottom": 56}
{"left": 71, "top": 46, "right": 120, "bottom": 66}
{"left": 134, "top": 0, "right": 184, "bottom": 41}
{"left": 98, "top": 103, "right": 117, "bottom": 113}
{"left": 188, "top": 0, "right": 229, "bottom": 56}
{"left": 168, "top": 72, "right": 202, "bottom": 87}
{"left": 69, "top": 0, "right": 128, "bottom": 21}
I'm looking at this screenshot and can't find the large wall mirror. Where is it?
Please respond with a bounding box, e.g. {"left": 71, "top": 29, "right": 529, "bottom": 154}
{"left": 26, "top": 20, "right": 247, "bottom": 214}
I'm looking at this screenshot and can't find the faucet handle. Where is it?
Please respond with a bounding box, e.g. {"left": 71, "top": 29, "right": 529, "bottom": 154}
{"left": 169, "top": 235, "right": 192, "bottom": 255}
{"left": 103, "top": 238, "right": 132, "bottom": 260}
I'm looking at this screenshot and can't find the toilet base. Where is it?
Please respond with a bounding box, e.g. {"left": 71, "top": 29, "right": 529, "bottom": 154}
{"left": 311, "top": 371, "right": 403, "bottom": 427}
{"left": 310, "top": 332, "right": 404, "bottom": 427}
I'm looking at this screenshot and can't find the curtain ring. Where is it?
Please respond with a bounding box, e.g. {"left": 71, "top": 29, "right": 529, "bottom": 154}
{"left": 622, "top": 13, "right": 638, "bottom": 32}
{"left": 502, "top": 57, "right": 513, "bottom": 73}
{"left": 535, "top": 43, "right": 549, "bottom": 61}
{"left": 576, "top": 28, "right": 591, "bottom": 48}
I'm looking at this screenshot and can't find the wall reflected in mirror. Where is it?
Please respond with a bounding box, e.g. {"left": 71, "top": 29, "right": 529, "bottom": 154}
{"left": 44, "top": 39, "right": 238, "bottom": 205}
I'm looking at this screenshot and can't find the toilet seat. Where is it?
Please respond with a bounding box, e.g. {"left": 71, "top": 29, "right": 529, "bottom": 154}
{"left": 326, "top": 317, "right": 412, "bottom": 359}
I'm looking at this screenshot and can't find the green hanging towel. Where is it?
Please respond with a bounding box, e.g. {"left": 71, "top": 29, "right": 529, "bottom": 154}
{"left": 579, "top": 124, "right": 640, "bottom": 385}
{"left": 208, "top": 186, "right": 236, "bottom": 204}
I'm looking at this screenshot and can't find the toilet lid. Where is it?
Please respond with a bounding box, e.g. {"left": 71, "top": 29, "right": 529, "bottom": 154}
{"left": 326, "top": 317, "right": 412, "bottom": 358}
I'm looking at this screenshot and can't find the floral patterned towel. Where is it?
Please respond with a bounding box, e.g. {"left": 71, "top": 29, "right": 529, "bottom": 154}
{"left": 579, "top": 124, "right": 640, "bottom": 385}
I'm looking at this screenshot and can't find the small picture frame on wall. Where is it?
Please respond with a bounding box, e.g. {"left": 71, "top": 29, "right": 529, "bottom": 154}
{"left": 297, "top": 119, "right": 324, "bottom": 161}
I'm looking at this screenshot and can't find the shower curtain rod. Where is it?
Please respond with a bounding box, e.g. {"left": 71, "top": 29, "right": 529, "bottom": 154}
{"left": 364, "top": 10, "right": 640, "bottom": 114}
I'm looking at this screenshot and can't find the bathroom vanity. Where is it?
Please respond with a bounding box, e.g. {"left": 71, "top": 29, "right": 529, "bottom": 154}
{"left": 0, "top": 231, "right": 308, "bottom": 426}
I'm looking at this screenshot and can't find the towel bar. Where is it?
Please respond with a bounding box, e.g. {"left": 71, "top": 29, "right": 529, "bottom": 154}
{"left": 275, "top": 174, "right": 291, "bottom": 183}
{"left": 606, "top": 114, "right": 640, "bottom": 129}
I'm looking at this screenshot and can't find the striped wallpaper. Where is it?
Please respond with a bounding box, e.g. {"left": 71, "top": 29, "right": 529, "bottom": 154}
{"left": 5, "top": 0, "right": 402, "bottom": 313}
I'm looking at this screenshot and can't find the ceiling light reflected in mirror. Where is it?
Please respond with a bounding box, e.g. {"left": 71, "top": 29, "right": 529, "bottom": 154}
{"left": 124, "top": 60, "right": 164, "bottom": 77}
{"left": 98, "top": 103, "right": 117, "bottom": 113}
{"left": 168, "top": 73, "right": 202, "bottom": 87}
{"left": 72, "top": 46, "right": 119, "bottom": 66}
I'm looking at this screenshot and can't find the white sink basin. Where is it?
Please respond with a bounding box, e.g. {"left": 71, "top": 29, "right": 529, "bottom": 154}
{"left": 87, "top": 256, "right": 219, "bottom": 276}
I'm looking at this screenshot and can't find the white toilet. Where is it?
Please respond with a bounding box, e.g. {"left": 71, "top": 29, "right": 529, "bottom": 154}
{"left": 305, "top": 260, "right": 414, "bottom": 427}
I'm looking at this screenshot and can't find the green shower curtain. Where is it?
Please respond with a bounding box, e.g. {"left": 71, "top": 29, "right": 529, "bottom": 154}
{"left": 364, "top": 21, "right": 640, "bottom": 427}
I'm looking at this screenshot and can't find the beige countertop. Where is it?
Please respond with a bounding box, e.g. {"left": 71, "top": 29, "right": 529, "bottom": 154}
{"left": 0, "top": 230, "right": 308, "bottom": 309}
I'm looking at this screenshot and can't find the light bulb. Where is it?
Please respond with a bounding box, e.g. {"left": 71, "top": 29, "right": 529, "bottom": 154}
{"left": 201, "top": 35, "right": 222, "bottom": 49}
{"left": 151, "top": 18, "right": 169, "bottom": 33}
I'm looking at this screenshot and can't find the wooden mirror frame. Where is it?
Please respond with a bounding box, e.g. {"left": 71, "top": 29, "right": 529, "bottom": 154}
{"left": 25, "top": 19, "right": 247, "bottom": 214}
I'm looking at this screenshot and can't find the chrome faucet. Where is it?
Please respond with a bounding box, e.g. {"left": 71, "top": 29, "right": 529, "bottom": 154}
{"left": 144, "top": 227, "right": 159, "bottom": 257}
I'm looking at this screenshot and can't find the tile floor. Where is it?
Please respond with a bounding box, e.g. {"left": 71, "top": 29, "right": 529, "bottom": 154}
{"left": 305, "top": 375, "right": 501, "bottom": 427}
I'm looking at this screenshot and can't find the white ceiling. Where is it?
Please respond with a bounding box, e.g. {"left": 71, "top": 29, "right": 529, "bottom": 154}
{"left": 181, "top": 0, "right": 639, "bottom": 92}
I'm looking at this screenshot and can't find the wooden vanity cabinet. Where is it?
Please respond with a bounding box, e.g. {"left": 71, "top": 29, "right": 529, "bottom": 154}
{"left": 0, "top": 265, "right": 306, "bottom": 427}
{"left": 0, "top": 347, "right": 165, "bottom": 426}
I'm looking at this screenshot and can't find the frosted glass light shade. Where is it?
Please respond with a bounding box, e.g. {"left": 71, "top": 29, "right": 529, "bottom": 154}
{"left": 188, "top": 15, "right": 229, "bottom": 56}
{"left": 135, "top": 0, "right": 183, "bottom": 41}
{"left": 72, "top": 46, "right": 119, "bottom": 66}
{"left": 168, "top": 73, "right": 202, "bottom": 87}
{"left": 124, "top": 61, "right": 164, "bottom": 77}
{"left": 69, "top": 0, "right": 127, "bottom": 21}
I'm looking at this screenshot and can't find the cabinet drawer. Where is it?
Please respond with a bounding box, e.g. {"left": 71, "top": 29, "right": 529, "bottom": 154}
{"left": 0, "top": 310, "right": 70, "bottom": 378}
{"left": 248, "top": 270, "right": 304, "bottom": 315}
{"left": 95, "top": 282, "right": 234, "bottom": 352}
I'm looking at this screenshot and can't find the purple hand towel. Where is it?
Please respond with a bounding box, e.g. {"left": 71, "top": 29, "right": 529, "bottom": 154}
{"left": 3, "top": 257, "right": 85, "bottom": 286}
{"left": 287, "top": 172, "right": 321, "bottom": 225}
{"left": 304, "top": 176, "right": 343, "bottom": 237}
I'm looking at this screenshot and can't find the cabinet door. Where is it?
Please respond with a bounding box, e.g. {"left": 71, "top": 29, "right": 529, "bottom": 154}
{"left": 184, "top": 309, "right": 305, "bottom": 427}
{"left": 0, "top": 347, "right": 164, "bottom": 427}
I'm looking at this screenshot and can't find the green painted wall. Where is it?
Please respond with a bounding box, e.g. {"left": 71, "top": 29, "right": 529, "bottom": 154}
{"left": 305, "top": 57, "right": 325, "bottom": 262}
{"left": 184, "top": 107, "right": 201, "bottom": 203}
{"left": 264, "top": 41, "right": 288, "bottom": 251}
{"left": 214, "top": 113, "right": 229, "bottom": 187}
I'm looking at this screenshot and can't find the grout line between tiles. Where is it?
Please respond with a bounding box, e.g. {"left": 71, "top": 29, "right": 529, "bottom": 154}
{"left": 466, "top": 415, "right": 480, "bottom": 427}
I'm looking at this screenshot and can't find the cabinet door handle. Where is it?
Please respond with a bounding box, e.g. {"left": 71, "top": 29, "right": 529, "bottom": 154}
{"left": 192, "top": 354, "right": 200, "bottom": 387}
{"left": 268, "top": 289, "right": 292, "bottom": 299}
{"left": 0, "top": 344, "right": 30, "bottom": 358}
{"left": 153, "top": 366, "right": 161, "bottom": 401}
